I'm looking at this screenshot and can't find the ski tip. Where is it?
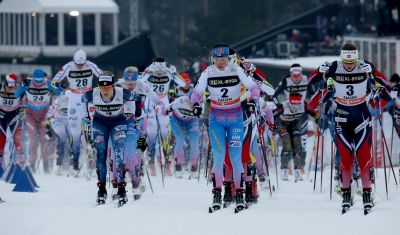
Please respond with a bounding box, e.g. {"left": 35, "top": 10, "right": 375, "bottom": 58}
{"left": 208, "top": 207, "right": 213, "bottom": 213}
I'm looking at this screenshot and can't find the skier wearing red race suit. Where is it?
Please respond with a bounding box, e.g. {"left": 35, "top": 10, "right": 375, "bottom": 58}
{"left": 308, "top": 43, "right": 391, "bottom": 212}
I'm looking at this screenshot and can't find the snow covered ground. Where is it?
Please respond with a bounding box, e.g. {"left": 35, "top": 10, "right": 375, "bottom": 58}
{"left": 1, "top": 164, "right": 400, "bottom": 235}
{"left": 1, "top": 115, "right": 400, "bottom": 235}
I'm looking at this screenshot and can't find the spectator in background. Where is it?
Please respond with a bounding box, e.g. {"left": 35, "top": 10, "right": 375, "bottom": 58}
{"left": 343, "top": 24, "right": 358, "bottom": 36}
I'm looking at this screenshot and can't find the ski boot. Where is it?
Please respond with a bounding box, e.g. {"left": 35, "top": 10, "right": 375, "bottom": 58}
{"left": 294, "top": 169, "right": 303, "bottom": 182}
{"left": 245, "top": 181, "right": 255, "bottom": 205}
{"left": 175, "top": 164, "right": 183, "bottom": 179}
{"left": 132, "top": 181, "right": 142, "bottom": 200}
{"left": 96, "top": 182, "right": 107, "bottom": 205}
{"left": 70, "top": 159, "right": 80, "bottom": 177}
{"left": 189, "top": 165, "right": 198, "bottom": 180}
{"left": 223, "top": 181, "right": 233, "bottom": 207}
{"left": 281, "top": 169, "right": 289, "bottom": 181}
{"left": 209, "top": 188, "right": 222, "bottom": 213}
{"left": 362, "top": 188, "right": 374, "bottom": 215}
{"left": 55, "top": 165, "right": 63, "bottom": 176}
{"left": 234, "top": 189, "right": 248, "bottom": 213}
{"left": 117, "top": 182, "right": 128, "bottom": 207}
{"left": 111, "top": 180, "right": 118, "bottom": 200}
{"left": 341, "top": 188, "right": 353, "bottom": 214}
{"left": 258, "top": 174, "right": 267, "bottom": 190}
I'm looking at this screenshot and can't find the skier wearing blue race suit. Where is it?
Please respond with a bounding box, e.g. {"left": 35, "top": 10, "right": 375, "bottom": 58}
{"left": 191, "top": 44, "right": 260, "bottom": 212}
{"left": 82, "top": 71, "right": 135, "bottom": 206}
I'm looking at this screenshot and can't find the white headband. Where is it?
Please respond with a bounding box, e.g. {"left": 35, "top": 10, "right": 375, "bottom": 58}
{"left": 340, "top": 50, "right": 359, "bottom": 63}
{"left": 290, "top": 67, "right": 302, "bottom": 75}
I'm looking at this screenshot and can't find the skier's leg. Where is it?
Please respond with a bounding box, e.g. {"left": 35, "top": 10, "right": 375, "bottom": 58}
{"left": 37, "top": 110, "right": 49, "bottom": 172}
{"left": 393, "top": 107, "right": 400, "bottom": 138}
{"left": 209, "top": 115, "right": 227, "bottom": 189}
{"left": 276, "top": 118, "right": 293, "bottom": 179}
{"left": 0, "top": 122, "right": 6, "bottom": 161}
{"left": 291, "top": 118, "right": 303, "bottom": 170}
{"left": 354, "top": 114, "right": 373, "bottom": 190}
{"left": 93, "top": 121, "right": 109, "bottom": 184}
{"left": 335, "top": 119, "right": 354, "bottom": 190}
{"left": 300, "top": 113, "right": 308, "bottom": 169}
{"left": 111, "top": 123, "right": 127, "bottom": 184}
{"left": 188, "top": 118, "right": 200, "bottom": 170}
{"left": 26, "top": 110, "right": 38, "bottom": 168}
{"left": 170, "top": 115, "right": 185, "bottom": 168}
{"left": 67, "top": 93, "right": 83, "bottom": 170}
{"left": 124, "top": 121, "right": 140, "bottom": 186}
{"left": 227, "top": 114, "right": 245, "bottom": 190}
{"left": 251, "top": 136, "right": 265, "bottom": 176}
{"left": 51, "top": 119, "right": 68, "bottom": 167}
{"left": 11, "top": 119, "right": 23, "bottom": 164}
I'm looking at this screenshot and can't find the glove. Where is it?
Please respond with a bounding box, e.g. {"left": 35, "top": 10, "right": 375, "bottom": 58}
{"left": 318, "top": 62, "right": 330, "bottom": 73}
{"left": 154, "top": 103, "right": 167, "bottom": 115}
{"left": 267, "top": 122, "right": 277, "bottom": 136}
{"left": 168, "top": 65, "right": 177, "bottom": 74}
{"left": 45, "top": 119, "right": 52, "bottom": 140}
{"left": 22, "top": 78, "right": 31, "bottom": 87}
{"left": 241, "top": 59, "right": 256, "bottom": 74}
{"left": 273, "top": 103, "right": 283, "bottom": 117}
{"left": 360, "top": 62, "right": 372, "bottom": 73}
{"left": 327, "top": 77, "right": 334, "bottom": 91}
{"left": 192, "top": 103, "right": 202, "bottom": 117}
{"left": 137, "top": 137, "right": 147, "bottom": 152}
{"left": 246, "top": 100, "right": 256, "bottom": 113}
{"left": 374, "top": 82, "right": 382, "bottom": 91}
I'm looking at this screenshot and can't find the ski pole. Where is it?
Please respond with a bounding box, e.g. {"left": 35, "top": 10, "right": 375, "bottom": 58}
{"left": 330, "top": 139, "right": 334, "bottom": 200}
{"left": 313, "top": 122, "right": 320, "bottom": 192}
{"left": 269, "top": 135, "right": 279, "bottom": 191}
{"left": 141, "top": 154, "right": 154, "bottom": 194}
{"left": 320, "top": 125, "right": 325, "bottom": 193}
{"left": 375, "top": 83, "right": 398, "bottom": 186}
{"left": 307, "top": 132, "right": 318, "bottom": 179}
{"left": 254, "top": 101, "right": 273, "bottom": 197}
{"left": 314, "top": 75, "right": 326, "bottom": 192}
{"left": 205, "top": 142, "right": 211, "bottom": 185}
{"left": 155, "top": 112, "right": 166, "bottom": 188}
{"left": 368, "top": 76, "right": 389, "bottom": 199}
{"left": 197, "top": 119, "right": 206, "bottom": 182}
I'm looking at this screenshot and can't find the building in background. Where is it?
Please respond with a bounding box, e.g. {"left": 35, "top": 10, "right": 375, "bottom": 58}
{"left": 0, "top": 0, "right": 154, "bottom": 77}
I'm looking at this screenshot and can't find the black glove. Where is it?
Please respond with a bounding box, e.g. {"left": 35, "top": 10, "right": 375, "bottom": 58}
{"left": 246, "top": 100, "right": 256, "bottom": 113}
{"left": 45, "top": 119, "right": 52, "bottom": 140}
{"left": 137, "top": 137, "right": 147, "bottom": 152}
{"left": 273, "top": 103, "right": 283, "bottom": 118}
{"left": 22, "top": 78, "right": 31, "bottom": 87}
{"left": 192, "top": 103, "right": 202, "bottom": 117}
